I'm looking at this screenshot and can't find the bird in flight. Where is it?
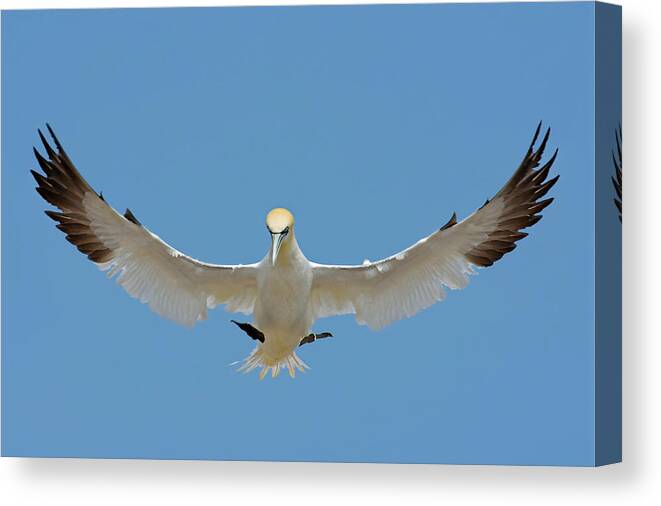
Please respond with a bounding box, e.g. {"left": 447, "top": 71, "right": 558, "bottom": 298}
{"left": 32, "top": 123, "right": 558, "bottom": 379}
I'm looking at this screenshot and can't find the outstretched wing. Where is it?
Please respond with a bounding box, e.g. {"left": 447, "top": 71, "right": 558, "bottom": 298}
{"left": 612, "top": 125, "right": 622, "bottom": 222}
{"left": 32, "top": 125, "right": 258, "bottom": 327}
{"left": 310, "top": 123, "right": 559, "bottom": 330}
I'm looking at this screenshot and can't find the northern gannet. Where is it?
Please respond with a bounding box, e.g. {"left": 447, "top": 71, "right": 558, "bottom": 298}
{"left": 32, "top": 123, "right": 559, "bottom": 379}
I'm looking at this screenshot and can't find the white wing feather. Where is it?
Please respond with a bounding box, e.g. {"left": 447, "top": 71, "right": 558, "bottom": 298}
{"left": 85, "top": 193, "right": 258, "bottom": 326}
{"left": 33, "top": 125, "right": 258, "bottom": 327}
{"left": 310, "top": 206, "right": 496, "bottom": 330}
{"left": 310, "top": 124, "right": 559, "bottom": 330}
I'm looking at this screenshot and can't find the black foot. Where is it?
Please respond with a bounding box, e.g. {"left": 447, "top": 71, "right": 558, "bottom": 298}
{"left": 231, "top": 320, "right": 265, "bottom": 343}
{"left": 299, "top": 332, "right": 333, "bottom": 347}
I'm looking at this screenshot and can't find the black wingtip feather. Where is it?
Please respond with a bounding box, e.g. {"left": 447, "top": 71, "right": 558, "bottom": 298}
{"left": 38, "top": 128, "right": 57, "bottom": 158}
{"left": 46, "top": 123, "right": 63, "bottom": 152}
{"left": 534, "top": 127, "right": 551, "bottom": 162}
{"left": 615, "top": 127, "right": 622, "bottom": 161}
{"left": 528, "top": 121, "right": 543, "bottom": 153}
{"left": 30, "top": 169, "right": 49, "bottom": 188}
{"left": 463, "top": 124, "right": 558, "bottom": 269}
{"left": 529, "top": 149, "right": 558, "bottom": 184}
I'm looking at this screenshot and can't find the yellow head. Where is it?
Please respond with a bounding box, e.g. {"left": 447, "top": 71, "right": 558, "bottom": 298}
{"left": 266, "top": 208, "right": 295, "bottom": 265}
{"left": 266, "top": 208, "right": 294, "bottom": 234}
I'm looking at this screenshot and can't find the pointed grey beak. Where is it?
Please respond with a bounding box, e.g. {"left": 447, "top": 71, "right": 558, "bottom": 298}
{"left": 271, "top": 232, "right": 285, "bottom": 265}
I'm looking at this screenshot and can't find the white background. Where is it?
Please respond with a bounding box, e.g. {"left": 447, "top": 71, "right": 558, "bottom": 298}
{"left": 0, "top": 0, "right": 658, "bottom": 504}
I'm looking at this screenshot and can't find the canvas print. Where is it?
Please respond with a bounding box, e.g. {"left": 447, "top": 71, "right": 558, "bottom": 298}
{"left": 2, "top": 2, "right": 622, "bottom": 466}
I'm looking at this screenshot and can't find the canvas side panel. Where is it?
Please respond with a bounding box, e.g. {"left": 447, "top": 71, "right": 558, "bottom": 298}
{"left": 594, "top": 1, "right": 622, "bottom": 466}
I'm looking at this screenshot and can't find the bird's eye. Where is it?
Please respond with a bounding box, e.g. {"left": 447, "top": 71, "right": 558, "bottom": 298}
{"left": 283, "top": 227, "right": 289, "bottom": 235}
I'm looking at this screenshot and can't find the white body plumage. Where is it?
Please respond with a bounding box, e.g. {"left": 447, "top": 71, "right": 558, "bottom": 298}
{"left": 247, "top": 231, "right": 315, "bottom": 378}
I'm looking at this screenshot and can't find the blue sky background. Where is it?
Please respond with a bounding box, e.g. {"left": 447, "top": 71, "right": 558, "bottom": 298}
{"left": 2, "top": 3, "right": 604, "bottom": 465}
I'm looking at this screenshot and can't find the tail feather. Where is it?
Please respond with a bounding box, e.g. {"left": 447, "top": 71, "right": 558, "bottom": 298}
{"left": 237, "top": 346, "right": 309, "bottom": 379}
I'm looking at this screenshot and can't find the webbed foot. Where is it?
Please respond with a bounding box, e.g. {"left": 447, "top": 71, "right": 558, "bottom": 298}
{"left": 231, "top": 320, "right": 265, "bottom": 343}
{"left": 299, "top": 332, "right": 333, "bottom": 347}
